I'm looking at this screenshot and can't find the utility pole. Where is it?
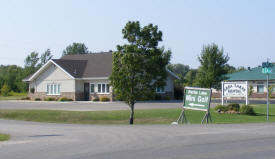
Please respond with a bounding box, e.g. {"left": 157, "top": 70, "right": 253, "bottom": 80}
{"left": 262, "top": 59, "right": 273, "bottom": 121}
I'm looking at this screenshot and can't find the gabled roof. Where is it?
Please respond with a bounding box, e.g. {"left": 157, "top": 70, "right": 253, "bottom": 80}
{"left": 226, "top": 66, "right": 275, "bottom": 81}
{"left": 61, "top": 52, "right": 112, "bottom": 78}
{"left": 24, "top": 52, "right": 179, "bottom": 81}
{"left": 51, "top": 59, "right": 87, "bottom": 78}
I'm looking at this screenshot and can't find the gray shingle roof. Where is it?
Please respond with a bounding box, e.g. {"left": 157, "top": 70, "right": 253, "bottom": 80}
{"left": 53, "top": 52, "right": 112, "bottom": 78}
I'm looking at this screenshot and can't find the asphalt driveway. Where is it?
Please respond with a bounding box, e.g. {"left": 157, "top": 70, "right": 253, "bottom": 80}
{"left": 0, "top": 100, "right": 183, "bottom": 111}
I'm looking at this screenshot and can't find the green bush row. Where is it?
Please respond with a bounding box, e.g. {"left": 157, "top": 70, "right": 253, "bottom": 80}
{"left": 92, "top": 96, "right": 111, "bottom": 102}
{"left": 215, "top": 103, "right": 255, "bottom": 115}
{"left": 34, "top": 97, "right": 74, "bottom": 101}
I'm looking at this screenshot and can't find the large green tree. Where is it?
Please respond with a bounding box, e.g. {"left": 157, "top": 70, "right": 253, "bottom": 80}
{"left": 195, "top": 43, "right": 229, "bottom": 89}
{"left": 62, "top": 43, "right": 89, "bottom": 56}
{"left": 24, "top": 51, "right": 40, "bottom": 77}
{"left": 167, "top": 63, "right": 189, "bottom": 84}
{"left": 24, "top": 52, "right": 39, "bottom": 68}
{"left": 185, "top": 69, "right": 198, "bottom": 87}
{"left": 110, "top": 21, "right": 171, "bottom": 124}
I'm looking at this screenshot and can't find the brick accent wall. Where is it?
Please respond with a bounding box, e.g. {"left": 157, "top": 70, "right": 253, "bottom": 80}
{"left": 90, "top": 93, "right": 113, "bottom": 101}
{"left": 29, "top": 92, "right": 76, "bottom": 101}
{"left": 75, "top": 92, "right": 85, "bottom": 101}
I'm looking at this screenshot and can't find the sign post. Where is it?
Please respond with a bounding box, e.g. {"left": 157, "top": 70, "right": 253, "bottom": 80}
{"left": 221, "top": 81, "right": 248, "bottom": 105}
{"left": 176, "top": 87, "right": 212, "bottom": 124}
{"left": 262, "top": 60, "right": 273, "bottom": 121}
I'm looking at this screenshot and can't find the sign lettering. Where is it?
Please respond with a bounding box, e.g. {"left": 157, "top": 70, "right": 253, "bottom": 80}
{"left": 183, "top": 87, "right": 211, "bottom": 111}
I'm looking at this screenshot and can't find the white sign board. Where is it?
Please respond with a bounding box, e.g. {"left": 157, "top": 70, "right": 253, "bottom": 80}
{"left": 222, "top": 81, "right": 248, "bottom": 105}
{"left": 223, "top": 82, "right": 247, "bottom": 97}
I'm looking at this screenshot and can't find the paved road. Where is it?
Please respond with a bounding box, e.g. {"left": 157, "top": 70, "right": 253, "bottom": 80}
{"left": 1, "top": 119, "right": 275, "bottom": 159}
{"left": 0, "top": 101, "right": 183, "bottom": 111}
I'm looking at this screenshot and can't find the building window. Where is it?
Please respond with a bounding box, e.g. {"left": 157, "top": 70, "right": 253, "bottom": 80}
{"left": 102, "top": 84, "right": 106, "bottom": 93}
{"left": 257, "top": 85, "right": 264, "bottom": 93}
{"left": 97, "top": 83, "right": 110, "bottom": 94}
{"left": 90, "top": 84, "right": 95, "bottom": 93}
{"left": 156, "top": 87, "right": 165, "bottom": 93}
{"left": 98, "top": 84, "right": 102, "bottom": 93}
{"left": 47, "top": 84, "right": 60, "bottom": 95}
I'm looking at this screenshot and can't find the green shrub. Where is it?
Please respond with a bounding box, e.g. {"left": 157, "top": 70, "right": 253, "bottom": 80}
{"left": 93, "top": 97, "right": 100, "bottom": 101}
{"left": 35, "top": 98, "right": 41, "bottom": 101}
{"left": 100, "top": 96, "right": 110, "bottom": 102}
{"left": 155, "top": 94, "right": 162, "bottom": 100}
{"left": 58, "top": 97, "right": 73, "bottom": 101}
{"left": 21, "top": 96, "right": 30, "bottom": 100}
{"left": 214, "top": 105, "right": 229, "bottom": 112}
{"left": 227, "top": 103, "right": 240, "bottom": 112}
{"left": 1, "top": 84, "right": 10, "bottom": 96}
{"left": 8, "top": 91, "right": 27, "bottom": 96}
{"left": 163, "top": 96, "right": 171, "bottom": 101}
{"left": 240, "top": 105, "right": 255, "bottom": 115}
{"left": 44, "top": 97, "right": 57, "bottom": 101}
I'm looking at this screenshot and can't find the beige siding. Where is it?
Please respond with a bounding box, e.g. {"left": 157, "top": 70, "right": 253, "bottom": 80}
{"left": 30, "top": 63, "right": 75, "bottom": 93}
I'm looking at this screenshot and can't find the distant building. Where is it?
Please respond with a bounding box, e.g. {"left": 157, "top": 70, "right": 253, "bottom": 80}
{"left": 224, "top": 66, "right": 275, "bottom": 98}
{"left": 23, "top": 52, "right": 179, "bottom": 101}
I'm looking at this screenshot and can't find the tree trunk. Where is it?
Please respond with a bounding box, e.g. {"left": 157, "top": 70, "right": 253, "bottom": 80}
{"left": 129, "top": 104, "right": 134, "bottom": 125}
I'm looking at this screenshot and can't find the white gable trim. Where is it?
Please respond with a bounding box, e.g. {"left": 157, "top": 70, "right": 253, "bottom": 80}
{"left": 50, "top": 60, "right": 75, "bottom": 79}
{"left": 26, "top": 60, "right": 75, "bottom": 82}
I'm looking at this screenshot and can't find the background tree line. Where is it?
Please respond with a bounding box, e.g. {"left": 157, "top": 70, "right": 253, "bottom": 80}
{"left": 0, "top": 43, "right": 90, "bottom": 96}
{"left": 0, "top": 41, "right": 245, "bottom": 97}
{"left": 168, "top": 43, "right": 246, "bottom": 99}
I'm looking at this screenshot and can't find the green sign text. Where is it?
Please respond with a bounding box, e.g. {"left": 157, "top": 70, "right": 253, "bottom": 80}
{"left": 184, "top": 87, "right": 211, "bottom": 111}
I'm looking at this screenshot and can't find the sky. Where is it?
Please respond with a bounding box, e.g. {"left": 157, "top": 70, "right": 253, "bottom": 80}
{"left": 0, "top": 0, "right": 274, "bottom": 69}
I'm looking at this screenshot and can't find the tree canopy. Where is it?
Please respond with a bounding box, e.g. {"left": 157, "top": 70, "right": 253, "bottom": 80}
{"left": 62, "top": 43, "right": 89, "bottom": 56}
{"left": 195, "top": 43, "right": 229, "bottom": 89}
{"left": 0, "top": 49, "right": 54, "bottom": 95}
{"left": 40, "top": 49, "right": 53, "bottom": 66}
{"left": 110, "top": 21, "right": 171, "bottom": 124}
{"left": 24, "top": 52, "right": 39, "bottom": 68}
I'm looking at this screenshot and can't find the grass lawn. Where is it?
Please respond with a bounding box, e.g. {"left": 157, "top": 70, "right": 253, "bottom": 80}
{"left": 0, "top": 96, "right": 27, "bottom": 100}
{"left": 0, "top": 92, "right": 27, "bottom": 100}
{"left": 0, "top": 133, "right": 10, "bottom": 141}
{"left": 0, "top": 104, "right": 274, "bottom": 124}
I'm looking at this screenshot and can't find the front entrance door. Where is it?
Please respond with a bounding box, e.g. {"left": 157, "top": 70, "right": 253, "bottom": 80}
{"left": 84, "top": 83, "right": 90, "bottom": 101}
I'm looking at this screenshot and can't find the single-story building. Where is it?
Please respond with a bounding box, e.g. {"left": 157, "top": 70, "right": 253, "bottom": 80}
{"left": 212, "top": 66, "right": 275, "bottom": 98}
{"left": 23, "top": 52, "right": 179, "bottom": 101}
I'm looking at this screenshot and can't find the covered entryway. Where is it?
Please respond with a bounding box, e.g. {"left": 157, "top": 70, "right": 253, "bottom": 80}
{"left": 84, "top": 83, "right": 90, "bottom": 101}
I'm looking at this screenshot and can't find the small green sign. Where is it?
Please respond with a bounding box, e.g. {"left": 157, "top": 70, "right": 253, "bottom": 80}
{"left": 262, "top": 67, "right": 272, "bottom": 74}
{"left": 183, "top": 87, "right": 211, "bottom": 111}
